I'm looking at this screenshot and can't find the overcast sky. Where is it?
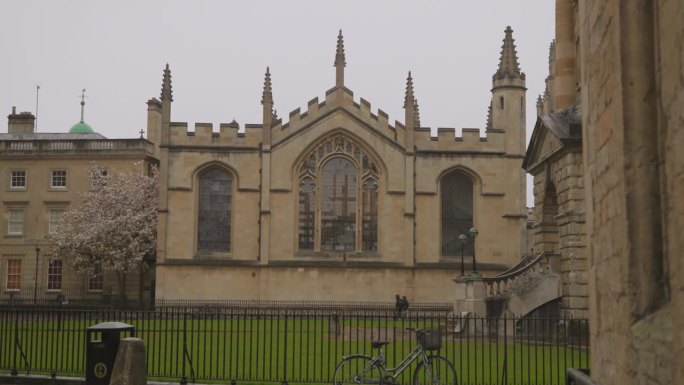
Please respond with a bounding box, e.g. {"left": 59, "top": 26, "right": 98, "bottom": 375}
{"left": 1, "top": 1, "right": 554, "bottom": 205}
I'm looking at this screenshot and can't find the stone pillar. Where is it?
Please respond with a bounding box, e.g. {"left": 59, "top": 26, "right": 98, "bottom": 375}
{"left": 554, "top": 0, "right": 577, "bottom": 110}
{"left": 454, "top": 277, "right": 487, "bottom": 317}
{"left": 110, "top": 338, "right": 146, "bottom": 385}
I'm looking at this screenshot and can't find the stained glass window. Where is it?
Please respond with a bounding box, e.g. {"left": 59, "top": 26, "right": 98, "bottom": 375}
{"left": 198, "top": 168, "right": 232, "bottom": 252}
{"left": 441, "top": 171, "right": 473, "bottom": 256}
{"left": 297, "top": 135, "right": 380, "bottom": 253}
{"left": 321, "top": 158, "right": 357, "bottom": 251}
{"left": 362, "top": 177, "right": 378, "bottom": 251}
{"left": 298, "top": 177, "right": 316, "bottom": 250}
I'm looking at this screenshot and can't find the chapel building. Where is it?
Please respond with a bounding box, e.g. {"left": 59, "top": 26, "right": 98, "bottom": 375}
{"left": 152, "top": 29, "right": 528, "bottom": 303}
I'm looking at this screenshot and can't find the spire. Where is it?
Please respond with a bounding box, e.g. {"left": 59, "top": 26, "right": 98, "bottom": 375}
{"left": 79, "top": 89, "right": 86, "bottom": 123}
{"left": 404, "top": 71, "right": 415, "bottom": 109}
{"left": 262, "top": 66, "right": 273, "bottom": 107}
{"left": 262, "top": 67, "right": 275, "bottom": 130}
{"left": 494, "top": 26, "right": 525, "bottom": 80}
{"left": 536, "top": 95, "right": 544, "bottom": 116}
{"left": 404, "top": 71, "right": 417, "bottom": 139}
{"left": 161, "top": 63, "right": 173, "bottom": 102}
{"left": 548, "top": 40, "right": 556, "bottom": 75}
{"left": 403, "top": 71, "right": 416, "bottom": 154}
{"left": 486, "top": 101, "right": 493, "bottom": 130}
{"left": 68, "top": 88, "right": 94, "bottom": 133}
{"left": 414, "top": 98, "right": 421, "bottom": 128}
{"left": 334, "top": 30, "right": 346, "bottom": 87}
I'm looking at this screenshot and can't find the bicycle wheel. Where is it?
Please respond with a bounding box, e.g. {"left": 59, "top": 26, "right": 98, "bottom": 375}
{"left": 412, "top": 355, "right": 457, "bottom": 385}
{"left": 334, "top": 355, "right": 382, "bottom": 385}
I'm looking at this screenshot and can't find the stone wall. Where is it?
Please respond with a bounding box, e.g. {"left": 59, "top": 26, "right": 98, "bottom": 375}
{"left": 579, "top": 1, "right": 683, "bottom": 384}
{"left": 529, "top": 147, "right": 587, "bottom": 318}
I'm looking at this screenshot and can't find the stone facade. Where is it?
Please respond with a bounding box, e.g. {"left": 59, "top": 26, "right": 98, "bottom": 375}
{"left": 548, "top": 0, "right": 684, "bottom": 384}
{"left": 524, "top": 106, "right": 588, "bottom": 317}
{"left": 153, "top": 30, "right": 529, "bottom": 303}
{"left": 524, "top": 1, "right": 588, "bottom": 319}
{"left": 0, "top": 110, "right": 158, "bottom": 302}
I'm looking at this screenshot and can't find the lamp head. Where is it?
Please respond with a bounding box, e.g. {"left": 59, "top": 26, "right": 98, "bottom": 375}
{"left": 469, "top": 227, "right": 479, "bottom": 237}
{"left": 458, "top": 234, "right": 467, "bottom": 242}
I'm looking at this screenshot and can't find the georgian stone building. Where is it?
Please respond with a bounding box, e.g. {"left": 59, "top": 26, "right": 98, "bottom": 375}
{"left": 0, "top": 105, "right": 157, "bottom": 303}
{"left": 152, "top": 30, "right": 529, "bottom": 303}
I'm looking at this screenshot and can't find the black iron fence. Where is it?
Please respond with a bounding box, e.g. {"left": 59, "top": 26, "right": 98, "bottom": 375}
{"left": 0, "top": 308, "right": 589, "bottom": 385}
{"left": 0, "top": 290, "right": 454, "bottom": 314}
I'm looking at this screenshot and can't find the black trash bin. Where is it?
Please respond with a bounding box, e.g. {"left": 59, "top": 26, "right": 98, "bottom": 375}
{"left": 85, "top": 322, "right": 135, "bottom": 385}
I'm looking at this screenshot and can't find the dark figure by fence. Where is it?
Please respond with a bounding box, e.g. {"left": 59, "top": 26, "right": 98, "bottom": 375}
{"left": 394, "top": 294, "right": 402, "bottom": 319}
{"left": 401, "top": 296, "right": 409, "bottom": 318}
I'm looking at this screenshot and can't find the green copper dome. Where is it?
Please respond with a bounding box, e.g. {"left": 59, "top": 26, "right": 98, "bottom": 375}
{"left": 69, "top": 121, "right": 94, "bottom": 133}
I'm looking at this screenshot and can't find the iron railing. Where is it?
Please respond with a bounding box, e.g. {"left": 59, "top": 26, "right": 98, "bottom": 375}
{"left": 0, "top": 308, "right": 589, "bottom": 385}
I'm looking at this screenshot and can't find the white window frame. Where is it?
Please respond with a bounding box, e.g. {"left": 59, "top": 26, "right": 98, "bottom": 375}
{"left": 48, "top": 208, "right": 65, "bottom": 234}
{"left": 47, "top": 259, "right": 62, "bottom": 291}
{"left": 50, "top": 169, "right": 68, "bottom": 189}
{"left": 88, "top": 271, "right": 104, "bottom": 292}
{"left": 10, "top": 170, "right": 26, "bottom": 189}
{"left": 7, "top": 208, "right": 25, "bottom": 235}
{"left": 6, "top": 259, "right": 21, "bottom": 291}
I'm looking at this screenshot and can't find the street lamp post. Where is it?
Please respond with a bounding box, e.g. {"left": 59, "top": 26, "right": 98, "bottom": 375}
{"left": 469, "top": 227, "right": 479, "bottom": 276}
{"left": 458, "top": 234, "right": 467, "bottom": 276}
{"left": 33, "top": 247, "right": 40, "bottom": 304}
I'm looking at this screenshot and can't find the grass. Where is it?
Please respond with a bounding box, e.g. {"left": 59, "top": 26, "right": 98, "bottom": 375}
{"left": 0, "top": 314, "right": 588, "bottom": 385}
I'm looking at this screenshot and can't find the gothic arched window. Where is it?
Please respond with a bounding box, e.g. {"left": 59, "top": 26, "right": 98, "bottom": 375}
{"left": 297, "top": 135, "right": 379, "bottom": 253}
{"left": 441, "top": 170, "right": 473, "bottom": 256}
{"left": 197, "top": 167, "right": 232, "bottom": 252}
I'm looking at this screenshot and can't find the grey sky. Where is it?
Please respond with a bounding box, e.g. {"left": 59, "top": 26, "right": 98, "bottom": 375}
{"left": 1, "top": 1, "right": 554, "bottom": 206}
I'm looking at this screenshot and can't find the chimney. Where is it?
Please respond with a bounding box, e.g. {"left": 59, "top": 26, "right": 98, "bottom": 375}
{"left": 8, "top": 107, "right": 35, "bottom": 134}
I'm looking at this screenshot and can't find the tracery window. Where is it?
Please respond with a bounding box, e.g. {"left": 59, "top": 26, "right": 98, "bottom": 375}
{"left": 297, "top": 135, "right": 379, "bottom": 252}
{"left": 441, "top": 170, "right": 474, "bottom": 256}
{"left": 197, "top": 167, "right": 232, "bottom": 252}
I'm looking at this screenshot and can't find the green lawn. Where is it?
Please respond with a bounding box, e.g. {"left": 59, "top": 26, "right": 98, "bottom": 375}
{"left": 0, "top": 314, "right": 588, "bottom": 385}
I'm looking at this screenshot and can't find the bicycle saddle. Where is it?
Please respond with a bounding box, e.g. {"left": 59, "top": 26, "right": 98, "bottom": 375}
{"left": 371, "top": 341, "right": 390, "bottom": 349}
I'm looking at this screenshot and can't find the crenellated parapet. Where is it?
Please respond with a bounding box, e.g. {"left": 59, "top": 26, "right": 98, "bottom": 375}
{"left": 269, "top": 87, "right": 398, "bottom": 147}
{"left": 157, "top": 90, "right": 507, "bottom": 155}
{"left": 266, "top": 87, "right": 508, "bottom": 155}
{"left": 166, "top": 121, "right": 262, "bottom": 148}
{"left": 414, "top": 127, "right": 506, "bottom": 153}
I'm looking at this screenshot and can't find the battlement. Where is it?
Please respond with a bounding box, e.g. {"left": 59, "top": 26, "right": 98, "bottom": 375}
{"left": 167, "top": 122, "right": 261, "bottom": 147}
{"left": 163, "top": 87, "right": 508, "bottom": 154}
{"left": 413, "top": 126, "right": 505, "bottom": 153}
{"left": 272, "top": 87, "right": 399, "bottom": 145}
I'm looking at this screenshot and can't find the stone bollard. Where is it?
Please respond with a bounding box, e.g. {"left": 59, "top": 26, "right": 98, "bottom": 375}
{"left": 109, "top": 337, "right": 146, "bottom": 385}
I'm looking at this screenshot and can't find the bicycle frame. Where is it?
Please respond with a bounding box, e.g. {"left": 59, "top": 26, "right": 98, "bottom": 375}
{"left": 370, "top": 344, "right": 428, "bottom": 379}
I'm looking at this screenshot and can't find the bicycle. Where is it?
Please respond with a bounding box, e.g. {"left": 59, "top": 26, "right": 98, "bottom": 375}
{"left": 333, "top": 327, "right": 457, "bottom": 385}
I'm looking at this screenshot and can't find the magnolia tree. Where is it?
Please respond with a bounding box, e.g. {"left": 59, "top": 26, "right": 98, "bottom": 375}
{"left": 49, "top": 162, "right": 158, "bottom": 300}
